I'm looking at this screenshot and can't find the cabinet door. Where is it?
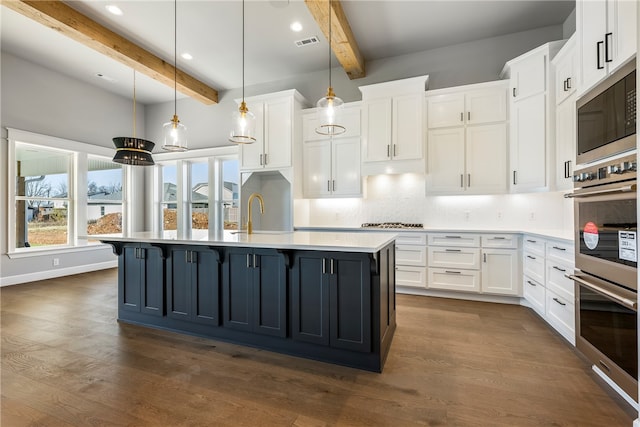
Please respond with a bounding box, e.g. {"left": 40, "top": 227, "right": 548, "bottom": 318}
{"left": 239, "top": 102, "right": 265, "bottom": 170}
{"left": 511, "top": 93, "right": 546, "bottom": 190}
{"left": 466, "top": 123, "right": 507, "bottom": 194}
{"left": 264, "top": 98, "right": 292, "bottom": 168}
{"left": 426, "top": 93, "right": 465, "bottom": 128}
{"left": 141, "top": 246, "right": 165, "bottom": 317}
{"left": 253, "top": 250, "right": 287, "bottom": 337}
{"left": 222, "top": 249, "right": 254, "bottom": 332}
{"left": 332, "top": 137, "right": 361, "bottom": 197}
{"left": 578, "top": 0, "right": 608, "bottom": 93}
{"left": 120, "top": 244, "right": 141, "bottom": 312}
{"left": 607, "top": 0, "right": 637, "bottom": 72}
{"left": 192, "top": 248, "right": 220, "bottom": 326}
{"left": 481, "top": 249, "right": 520, "bottom": 296}
{"left": 555, "top": 48, "right": 576, "bottom": 104}
{"left": 363, "top": 98, "right": 392, "bottom": 162}
{"left": 465, "top": 88, "right": 507, "bottom": 125}
{"left": 329, "top": 254, "right": 371, "bottom": 353}
{"left": 427, "top": 127, "right": 465, "bottom": 193}
{"left": 392, "top": 93, "right": 423, "bottom": 160}
{"left": 303, "top": 140, "right": 332, "bottom": 198}
{"left": 291, "top": 253, "right": 330, "bottom": 346}
{"left": 555, "top": 95, "right": 576, "bottom": 191}
{"left": 167, "top": 247, "right": 193, "bottom": 321}
{"left": 511, "top": 54, "right": 546, "bottom": 100}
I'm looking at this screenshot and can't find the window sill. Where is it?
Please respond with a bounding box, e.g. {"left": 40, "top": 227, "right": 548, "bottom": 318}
{"left": 7, "top": 243, "right": 115, "bottom": 259}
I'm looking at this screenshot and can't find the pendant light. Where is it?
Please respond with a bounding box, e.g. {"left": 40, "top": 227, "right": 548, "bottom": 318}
{"left": 229, "top": 0, "right": 256, "bottom": 144}
{"left": 113, "top": 70, "right": 155, "bottom": 166}
{"left": 162, "top": 0, "right": 188, "bottom": 151}
{"left": 315, "top": 0, "right": 345, "bottom": 136}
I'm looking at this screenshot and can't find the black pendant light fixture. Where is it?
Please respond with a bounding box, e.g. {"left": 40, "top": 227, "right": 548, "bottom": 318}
{"left": 229, "top": 0, "right": 257, "bottom": 144}
{"left": 315, "top": 0, "right": 345, "bottom": 136}
{"left": 162, "top": 0, "right": 188, "bottom": 151}
{"left": 113, "top": 70, "right": 156, "bottom": 166}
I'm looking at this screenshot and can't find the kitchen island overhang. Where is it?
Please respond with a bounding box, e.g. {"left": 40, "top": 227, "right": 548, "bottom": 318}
{"left": 98, "top": 231, "right": 397, "bottom": 372}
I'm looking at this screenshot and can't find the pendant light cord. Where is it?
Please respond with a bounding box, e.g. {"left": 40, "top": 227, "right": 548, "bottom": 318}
{"left": 133, "top": 70, "right": 137, "bottom": 138}
{"left": 174, "top": 0, "right": 177, "bottom": 116}
{"left": 242, "top": 0, "right": 245, "bottom": 103}
{"left": 328, "top": 0, "right": 332, "bottom": 89}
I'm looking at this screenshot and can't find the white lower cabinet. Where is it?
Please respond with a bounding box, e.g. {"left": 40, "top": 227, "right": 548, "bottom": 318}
{"left": 522, "top": 235, "right": 575, "bottom": 345}
{"left": 395, "top": 233, "right": 427, "bottom": 289}
{"left": 481, "top": 248, "right": 520, "bottom": 296}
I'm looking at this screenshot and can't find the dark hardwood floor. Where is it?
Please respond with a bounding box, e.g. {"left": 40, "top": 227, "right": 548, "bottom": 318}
{"left": 1, "top": 268, "right": 636, "bottom": 426}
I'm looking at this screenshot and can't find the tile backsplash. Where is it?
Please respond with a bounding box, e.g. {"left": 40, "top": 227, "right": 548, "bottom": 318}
{"left": 294, "top": 174, "right": 573, "bottom": 234}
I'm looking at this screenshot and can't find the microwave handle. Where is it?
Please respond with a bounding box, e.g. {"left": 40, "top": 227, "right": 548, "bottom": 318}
{"left": 568, "top": 274, "right": 637, "bottom": 310}
{"left": 564, "top": 184, "right": 636, "bottom": 198}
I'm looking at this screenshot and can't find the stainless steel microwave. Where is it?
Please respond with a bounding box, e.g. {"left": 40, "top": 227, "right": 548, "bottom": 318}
{"left": 576, "top": 60, "right": 636, "bottom": 164}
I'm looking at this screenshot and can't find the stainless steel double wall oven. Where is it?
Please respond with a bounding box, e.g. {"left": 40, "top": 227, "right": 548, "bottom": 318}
{"left": 569, "top": 59, "right": 637, "bottom": 401}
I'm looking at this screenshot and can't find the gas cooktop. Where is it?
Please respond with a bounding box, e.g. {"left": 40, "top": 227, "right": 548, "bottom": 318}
{"left": 361, "top": 222, "right": 424, "bottom": 229}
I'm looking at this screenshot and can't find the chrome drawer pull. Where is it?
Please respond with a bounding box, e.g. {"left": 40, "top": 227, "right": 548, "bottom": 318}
{"left": 553, "top": 266, "right": 566, "bottom": 272}
{"left": 552, "top": 297, "right": 566, "bottom": 306}
{"left": 445, "top": 270, "right": 461, "bottom": 274}
{"left": 527, "top": 280, "right": 536, "bottom": 287}
{"left": 526, "top": 255, "right": 536, "bottom": 260}
{"left": 552, "top": 246, "right": 566, "bottom": 251}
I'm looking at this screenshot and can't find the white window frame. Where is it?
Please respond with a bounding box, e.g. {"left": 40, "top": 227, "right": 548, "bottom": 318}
{"left": 6, "top": 128, "right": 128, "bottom": 258}
{"left": 152, "top": 146, "right": 238, "bottom": 236}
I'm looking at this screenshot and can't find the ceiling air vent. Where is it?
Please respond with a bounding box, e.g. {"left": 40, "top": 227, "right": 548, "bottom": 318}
{"left": 295, "top": 36, "right": 320, "bottom": 48}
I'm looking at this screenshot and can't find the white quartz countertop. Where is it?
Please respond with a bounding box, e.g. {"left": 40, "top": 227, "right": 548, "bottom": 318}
{"left": 294, "top": 226, "right": 574, "bottom": 242}
{"left": 93, "top": 230, "right": 396, "bottom": 253}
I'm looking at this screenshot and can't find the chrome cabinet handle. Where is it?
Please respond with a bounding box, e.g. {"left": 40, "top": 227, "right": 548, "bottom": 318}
{"left": 596, "top": 40, "right": 604, "bottom": 69}
{"left": 553, "top": 297, "right": 566, "bottom": 306}
{"left": 445, "top": 235, "right": 461, "bottom": 239}
{"left": 330, "top": 259, "right": 334, "bottom": 275}
{"left": 467, "top": 112, "right": 470, "bottom": 121}
{"left": 264, "top": 153, "right": 268, "bottom": 165}
{"left": 512, "top": 87, "right": 517, "bottom": 97}
{"left": 604, "top": 32, "right": 612, "bottom": 62}
{"left": 259, "top": 154, "right": 263, "bottom": 165}
{"left": 322, "top": 258, "right": 326, "bottom": 274}
{"left": 246, "top": 253, "right": 251, "bottom": 268}
{"left": 445, "top": 249, "right": 461, "bottom": 252}
{"left": 526, "top": 239, "right": 536, "bottom": 243}
{"left": 445, "top": 270, "right": 461, "bottom": 274}
{"left": 332, "top": 180, "right": 336, "bottom": 191}
{"left": 467, "top": 174, "right": 470, "bottom": 187}
{"left": 483, "top": 253, "right": 487, "bottom": 263}
{"left": 460, "top": 112, "right": 464, "bottom": 122}
{"left": 553, "top": 266, "right": 566, "bottom": 272}
{"left": 492, "top": 237, "right": 506, "bottom": 240}
{"left": 566, "top": 77, "right": 572, "bottom": 89}
{"left": 387, "top": 145, "right": 390, "bottom": 157}
{"left": 513, "top": 170, "right": 517, "bottom": 185}
{"left": 460, "top": 174, "right": 464, "bottom": 188}
{"left": 253, "top": 254, "right": 258, "bottom": 268}
{"left": 327, "top": 180, "right": 331, "bottom": 192}
{"left": 552, "top": 246, "right": 566, "bottom": 251}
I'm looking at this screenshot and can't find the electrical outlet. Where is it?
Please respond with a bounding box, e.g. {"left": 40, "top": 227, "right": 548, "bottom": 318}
{"left": 464, "top": 211, "right": 471, "bottom": 221}
{"left": 529, "top": 212, "right": 535, "bottom": 221}
{"left": 497, "top": 211, "right": 503, "bottom": 221}
{"left": 53, "top": 258, "right": 60, "bottom": 266}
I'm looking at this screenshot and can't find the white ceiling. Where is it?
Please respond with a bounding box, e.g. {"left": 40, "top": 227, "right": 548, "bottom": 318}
{"left": 0, "top": 0, "right": 575, "bottom": 105}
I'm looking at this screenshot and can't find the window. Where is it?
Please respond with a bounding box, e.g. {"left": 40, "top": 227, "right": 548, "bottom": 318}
{"left": 14, "top": 142, "right": 72, "bottom": 249}
{"left": 153, "top": 147, "right": 239, "bottom": 235}
{"left": 87, "top": 157, "right": 123, "bottom": 240}
{"left": 7, "top": 128, "right": 127, "bottom": 255}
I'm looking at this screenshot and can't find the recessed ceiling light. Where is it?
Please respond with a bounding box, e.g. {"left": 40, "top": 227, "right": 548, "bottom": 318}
{"left": 105, "top": 5, "right": 123, "bottom": 16}
{"left": 290, "top": 21, "right": 303, "bottom": 32}
{"left": 181, "top": 52, "right": 193, "bottom": 61}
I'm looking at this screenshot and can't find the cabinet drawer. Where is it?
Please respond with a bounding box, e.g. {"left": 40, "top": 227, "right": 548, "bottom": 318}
{"left": 428, "top": 233, "right": 480, "bottom": 247}
{"left": 396, "top": 266, "right": 427, "bottom": 289}
{"left": 428, "top": 268, "right": 480, "bottom": 293}
{"left": 428, "top": 247, "right": 480, "bottom": 270}
{"left": 545, "top": 291, "right": 575, "bottom": 345}
{"left": 546, "top": 263, "right": 575, "bottom": 303}
{"left": 396, "top": 245, "right": 427, "bottom": 267}
{"left": 546, "top": 241, "right": 574, "bottom": 265}
{"left": 481, "top": 234, "right": 519, "bottom": 249}
{"left": 523, "top": 236, "right": 546, "bottom": 256}
{"left": 523, "top": 252, "right": 545, "bottom": 284}
{"left": 395, "top": 233, "right": 427, "bottom": 246}
{"left": 523, "top": 276, "right": 545, "bottom": 317}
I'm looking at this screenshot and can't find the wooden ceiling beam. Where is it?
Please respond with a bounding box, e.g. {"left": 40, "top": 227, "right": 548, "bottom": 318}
{"left": 2, "top": 0, "right": 218, "bottom": 105}
{"left": 305, "top": 0, "right": 365, "bottom": 80}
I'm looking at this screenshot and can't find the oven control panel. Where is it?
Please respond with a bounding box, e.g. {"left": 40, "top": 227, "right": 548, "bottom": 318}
{"left": 573, "top": 153, "right": 637, "bottom": 186}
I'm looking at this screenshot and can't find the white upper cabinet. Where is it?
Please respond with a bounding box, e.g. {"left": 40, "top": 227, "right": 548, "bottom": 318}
{"left": 301, "top": 105, "right": 362, "bottom": 198}
{"left": 502, "top": 41, "right": 565, "bottom": 193}
{"left": 426, "top": 80, "right": 508, "bottom": 195}
{"left": 359, "top": 75, "right": 429, "bottom": 175}
{"left": 552, "top": 35, "right": 577, "bottom": 192}
{"left": 577, "top": 0, "right": 637, "bottom": 95}
{"left": 239, "top": 90, "right": 307, "bottom": 171}
{"left": 427, "top": 88, "right": 506, "bottom": 129}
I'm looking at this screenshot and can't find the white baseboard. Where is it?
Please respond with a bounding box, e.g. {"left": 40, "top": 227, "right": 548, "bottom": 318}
{"left": 0, "top": 260, "right": 117, "bottom": 287}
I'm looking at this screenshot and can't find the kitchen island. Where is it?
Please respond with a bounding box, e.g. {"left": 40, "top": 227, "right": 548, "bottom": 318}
{"left": 98, "top": 230, "right": 396, "bottom": 372}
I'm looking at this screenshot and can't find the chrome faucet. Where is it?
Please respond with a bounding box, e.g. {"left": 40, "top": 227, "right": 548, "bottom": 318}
{"left": 246, "top": 192, "right": 264, "bottom": 234}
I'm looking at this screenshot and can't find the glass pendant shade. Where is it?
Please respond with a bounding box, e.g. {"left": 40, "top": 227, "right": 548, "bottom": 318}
{"left": 162, "top": 114, "right": 188, "bottom": 151}
{"left": 229, "top": 101, "right": 257, "bottom": 144}
{"left": 112, "top": 137, "right": 155, "bottom": 166}
{"left": 316, "top": 86, "right": 345, "bottom": 136}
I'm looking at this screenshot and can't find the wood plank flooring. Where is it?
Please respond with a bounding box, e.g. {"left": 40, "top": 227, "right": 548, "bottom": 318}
{"left": 1, "top": 268, "right": 636, "bottom": 426}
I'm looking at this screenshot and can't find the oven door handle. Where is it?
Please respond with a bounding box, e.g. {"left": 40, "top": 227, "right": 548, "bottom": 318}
{"left": 568, "top": 274, "right": 637, "bottom": 310}
{"left": 564, "top": 184, "right": 636, "bottom": 198}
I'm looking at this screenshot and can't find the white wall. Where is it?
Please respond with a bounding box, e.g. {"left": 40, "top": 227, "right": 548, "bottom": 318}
{"left": 0, "top": 52, "right": 146, "bottom": 284}
{"left": 294, "top": 174, "right": 573, "bottom": 236}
